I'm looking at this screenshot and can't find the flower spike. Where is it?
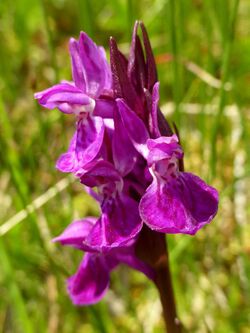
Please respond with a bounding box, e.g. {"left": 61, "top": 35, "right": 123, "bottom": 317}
{"left": 35, "top": 23, "right": 219, "bottom": 310}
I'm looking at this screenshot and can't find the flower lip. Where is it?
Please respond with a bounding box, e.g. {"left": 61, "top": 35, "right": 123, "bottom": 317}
{"left": 139, "top": 172, "right": 219, "bottom": 236}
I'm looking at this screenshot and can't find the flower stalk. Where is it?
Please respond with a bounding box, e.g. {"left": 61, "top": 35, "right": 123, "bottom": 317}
{"left": 136, "top": 227, "right": 182, "bottom": 332}
{"left": 155, "top": 237, "right": 182, "bottom": 333}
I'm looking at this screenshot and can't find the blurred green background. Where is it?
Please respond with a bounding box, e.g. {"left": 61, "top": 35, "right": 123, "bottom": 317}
{"left": 0, "top": 0, "right": 249, "bottom": 332}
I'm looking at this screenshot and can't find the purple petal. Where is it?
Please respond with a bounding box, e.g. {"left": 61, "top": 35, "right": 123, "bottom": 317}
{"left": 117, "top": 99, "right": 149, "bottom": 158}
{"left": 34, "top": 82, "right": 92, "bottom": 114}
{"left": 67, "top": 253, "right": 118, "bottom": 305}
{"left": 75, "top": 116, "right": 105, "bottom": 168}
{"left": 69, "top": 38, "right": 86, "bottom": 91}
{"left": 56, "top": 116, "right": 105, "bottom": 174}
{"left": 139, "top": 172, "right": 219, "bottom": 235}
{"left": 53, "top": 218, "right": 96, "bottom": 249}
{"left": 112, "top": 108, "right": 137, "bottom": 176}
{"left": 76, "top": 32, "right": 111, "bottom": 96}
{"left": 84, "top": 193, "right": 143, "bottom": 252}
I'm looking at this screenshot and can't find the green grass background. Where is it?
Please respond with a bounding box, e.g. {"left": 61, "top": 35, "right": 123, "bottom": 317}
{"left": 0, "top": 0, "right": 249, "bottom": 332}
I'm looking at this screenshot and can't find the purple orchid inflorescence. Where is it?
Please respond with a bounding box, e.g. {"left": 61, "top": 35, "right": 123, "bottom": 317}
{"left": 35, "top": 22, "right": 219, "bottom": 305}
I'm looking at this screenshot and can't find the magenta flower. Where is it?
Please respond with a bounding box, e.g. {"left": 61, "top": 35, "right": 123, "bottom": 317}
{"left": 35, "top": 32, "right": 114, "bottom": 174}
{"left": 78, "top": 160, "right": 143, "bottom": 251}
{"left": 140, "top": 136, "right": 218, "bottom": 235}
{"left": 53, "top": 218, "right": 154, "bottom": 305}
{"left": 35, "top": 22, "right": 219, "bottom": 307}
{"left": 35, "top": 32, "right": 112, "bottom": 115}
{"left": 117, "top": 100, "right": 218, "bottom": 235}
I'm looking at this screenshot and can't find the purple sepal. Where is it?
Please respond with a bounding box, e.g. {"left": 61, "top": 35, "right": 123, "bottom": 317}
{"left": 112, "top": 108, "right": 137, "bottom": 176}
{"left": 34, "top": 82, "right": 92, "bottom": 114}
{"left": 52, "top": 218, "right": 96, "bottom": 250}
{"left": 117, "top": 99, "right": 149, "bottom": 158}
{"left": 139, "top": 22, "right": 158, "bottom": 91}
{"left": 56, "top": 116, "right": 105, "bottom": 174}
{"left": 70, "top": 32, "right": 111, "bottom": 96}
{"left": 128, "top": 21, "right": 147, "bottom": 95}
{"left": 109, "top": 37, "right": 144, "bottom": 118}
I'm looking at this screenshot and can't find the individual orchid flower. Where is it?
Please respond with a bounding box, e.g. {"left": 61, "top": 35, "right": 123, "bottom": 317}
{"left": 117, "top": 99, "right": 219, "bottom": 235}
{"left": 140, "top": 136, "right": 219, "bottom": 235}
{"left": 78, "top": 160, "right": 143, "bottom": 252}
{"left": 35, "top": 32, "right": 114, "bottom": 173}
{"left": 53, "top": 218, "right": 155, "bottom": 305}
{"left": 35, "top": 32, "right": 112, "bottom": 115}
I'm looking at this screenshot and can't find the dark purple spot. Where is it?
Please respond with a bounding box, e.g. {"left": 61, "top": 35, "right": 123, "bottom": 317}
{"left": 167, "top": 162, "right": 175, "bottom": 170}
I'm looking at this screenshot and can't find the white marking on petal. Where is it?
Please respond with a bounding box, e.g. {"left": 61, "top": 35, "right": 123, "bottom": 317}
{"left": 73, "top": 98, "right": 96, "bottom": 116}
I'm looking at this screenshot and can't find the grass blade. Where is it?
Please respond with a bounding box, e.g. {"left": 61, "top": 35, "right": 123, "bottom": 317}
{"left": 0, "top": 239, "right": 34, "bottom": 333}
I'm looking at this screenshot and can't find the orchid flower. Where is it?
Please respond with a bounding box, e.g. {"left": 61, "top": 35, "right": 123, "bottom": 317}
{"left": 35, "top": 33, "right": 114, "bottom": 173}
{"left": 117, "top": 97, "right": 218, "bottom": 235}
{"left": 78, "top": 160, "right": 143, "bottom": 252}
{"left": 53, "top": 218, "right": 154, "bottom": 305}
